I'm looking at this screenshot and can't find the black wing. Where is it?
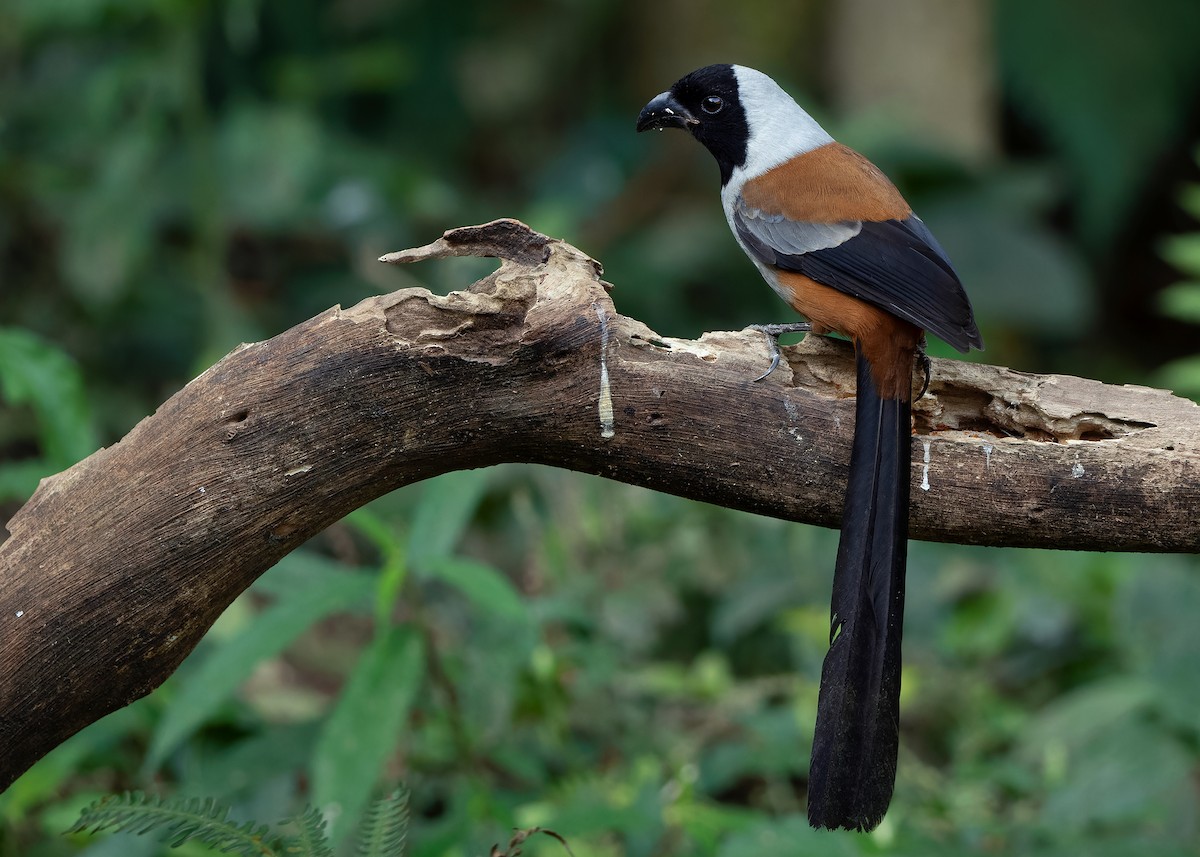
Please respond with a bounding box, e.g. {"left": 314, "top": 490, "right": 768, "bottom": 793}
{"left": 734, "top": 204, "right": 982, "bottom": 353}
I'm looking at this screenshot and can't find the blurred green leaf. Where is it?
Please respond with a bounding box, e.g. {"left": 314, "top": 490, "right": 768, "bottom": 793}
{"left": 423, "top": 557, "right": 528, "bottom": 622}
{"left": 1025, "top": 841, "right": 1196, "bottom": 857}
{"left": 12, "top": 0, "right": 142, "bottom": 32}
{"left": 60, "top": 125, "right": 163, "bottom": 304}
{"left": 997, "top": 0, "right": 1200, "bottom": 249}
{"left": 0, "top": 458, "right": 53, "bottom": 504}
{"left": 1155, "top": 354, "right": 1200, "bottom": 397}
{"left": 345, "top": 508, "right": 411, "bottom": 625}
{"left": 0, "top": 327, "right": 98, "bottom": 467}
{"left": 1159, "top": 161, "right": 1200, "bottom": 341}
{"left": 1156, "top": 282, "right": 1200, "bottom": 324}
{"left": 218, "top": 104, "right": 325, "bottom": 229}
{"left": 146, "top": 569, "right": 375, "bottom": 768}
{"left": 1117, "top": 558, "right": 1200, "bottom": 727}
{"left": 250, "top": 549, "right": 375, "bottom": 598}
{"left": 1181, "top": 180, "right": 1200, "bottom": 220}
{"left": 312, "top": 625, "right": 424, "bottom": 842}
{"left": 1038, "top": 722, "right": 1192, "bottom": 832}
{"left": 922, "top": 189, "right": 1091, "bottom": 336}
{"left": 1017, "top": 676, "right": 1155, "bottom": 768}
{"left": 0, "top": 703, "right": 146, "bottom": 824}
{"left": 70, "top": 830, "right": 163, "bottom": 857}
{"left": 699, "top": 705, "right": 806, "bottom": 796}
{"left": 1161, "top": 235, "right": 1200, "bottom": 279}
{"left": 711, "top": 571, "right": 803, "bottom": 645}
{"left": 184, "top": 723, "right": 319, "bottom": 798}
{"left": 407, "top": 470, "right": 491, "bottom": 569}
{"left": 670, "top": 800, "right": 759, "bottom": 854}
{"left": 717, "top": 814, "right": 862, "bottom": 857}
{"left": 524, "top": 770, "right": 667, "bottom": 855}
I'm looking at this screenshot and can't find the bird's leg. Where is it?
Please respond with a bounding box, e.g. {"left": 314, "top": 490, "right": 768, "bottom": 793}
{"left": 914, "top": 341, "right": 932, "bottom": 401}
{"left": 746, "top": 322, "right": 813, "bottom": 382}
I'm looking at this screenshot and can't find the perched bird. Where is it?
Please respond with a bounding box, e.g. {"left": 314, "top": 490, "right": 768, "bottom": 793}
{"left": 637, "top": 64, "right": 982, "bottom": 831}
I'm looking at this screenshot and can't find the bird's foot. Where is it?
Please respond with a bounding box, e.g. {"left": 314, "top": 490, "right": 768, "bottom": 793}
{"left": 746, "top": 322, "right": 813, "bottom": 382}
{"left": 915, "top": 345, "right": 932, "bottom": 400}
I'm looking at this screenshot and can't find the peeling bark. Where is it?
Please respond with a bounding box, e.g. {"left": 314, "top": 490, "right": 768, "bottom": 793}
{"left": 1, "top": 219, "right": 1198, "bottom": 791}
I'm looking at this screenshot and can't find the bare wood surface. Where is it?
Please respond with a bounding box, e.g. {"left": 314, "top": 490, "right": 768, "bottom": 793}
{"left": 1, "top": 218, "right": 1198, "bottom": 791}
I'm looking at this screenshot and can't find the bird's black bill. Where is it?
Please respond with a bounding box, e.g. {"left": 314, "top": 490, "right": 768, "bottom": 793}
{"left": 636, "top": 91, "right": 697, "bottom": 132}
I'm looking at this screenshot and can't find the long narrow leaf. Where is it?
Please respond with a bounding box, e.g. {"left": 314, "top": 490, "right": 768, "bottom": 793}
{"left": 345, "top": 508, "right": 409, "bottom": 624}
{"left": 146, "top": 571, "right": 375, "bottom": 768}
{"left": 406, "top": 470, "right": 490, "bottom": 569}
{"left": 425, "top": 557, "right": 528, "bottom": 622}
{"left": 312, "top": 627, "right": 424, "bottom": 843}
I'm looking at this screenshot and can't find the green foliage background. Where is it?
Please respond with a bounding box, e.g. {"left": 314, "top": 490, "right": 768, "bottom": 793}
{"left": 3, "top": 1, "right": 1200, "bottom": 855}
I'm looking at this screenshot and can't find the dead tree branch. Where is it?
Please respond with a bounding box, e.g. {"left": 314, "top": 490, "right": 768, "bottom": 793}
{"left": 1, "top": 219, "right": 1197, "bottom": 790}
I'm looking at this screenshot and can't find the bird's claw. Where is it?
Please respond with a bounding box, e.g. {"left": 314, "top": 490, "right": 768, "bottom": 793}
{"left": 754, "top": 343, "right": 782, "bottom": 382}
{"left": 746, "top": 322, "right": 812, "bottom": 382}
{"left": 915, "top": 344, "right": 932, "bottom": 400}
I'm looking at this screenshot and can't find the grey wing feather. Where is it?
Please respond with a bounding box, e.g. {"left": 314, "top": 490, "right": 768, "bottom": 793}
{"left": 733, "top": 197, "right": 862, "bottom": 263}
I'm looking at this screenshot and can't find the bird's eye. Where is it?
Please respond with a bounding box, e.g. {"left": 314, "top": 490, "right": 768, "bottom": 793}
{"left": 701, "top": 95, "right": 724, "bottom": 114}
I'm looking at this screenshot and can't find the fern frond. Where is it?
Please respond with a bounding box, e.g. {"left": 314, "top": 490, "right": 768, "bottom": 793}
{"left": 67, "top": 791, "right": 278, "bottom": 856}
{"left": 355, "top": 788, "right": 409, "bottom": 857}
{"left": 278, "top": 805, "right": 334, "bottom": 857}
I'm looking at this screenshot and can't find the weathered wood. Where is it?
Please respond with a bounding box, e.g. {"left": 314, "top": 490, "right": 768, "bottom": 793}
{"left": 1, "top": 219, "right": 1197, "bottom": 791}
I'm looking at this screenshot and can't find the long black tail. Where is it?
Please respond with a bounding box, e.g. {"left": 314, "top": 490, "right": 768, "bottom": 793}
{"left": 807, "top": 345, "right": 911, "bottom": 832}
